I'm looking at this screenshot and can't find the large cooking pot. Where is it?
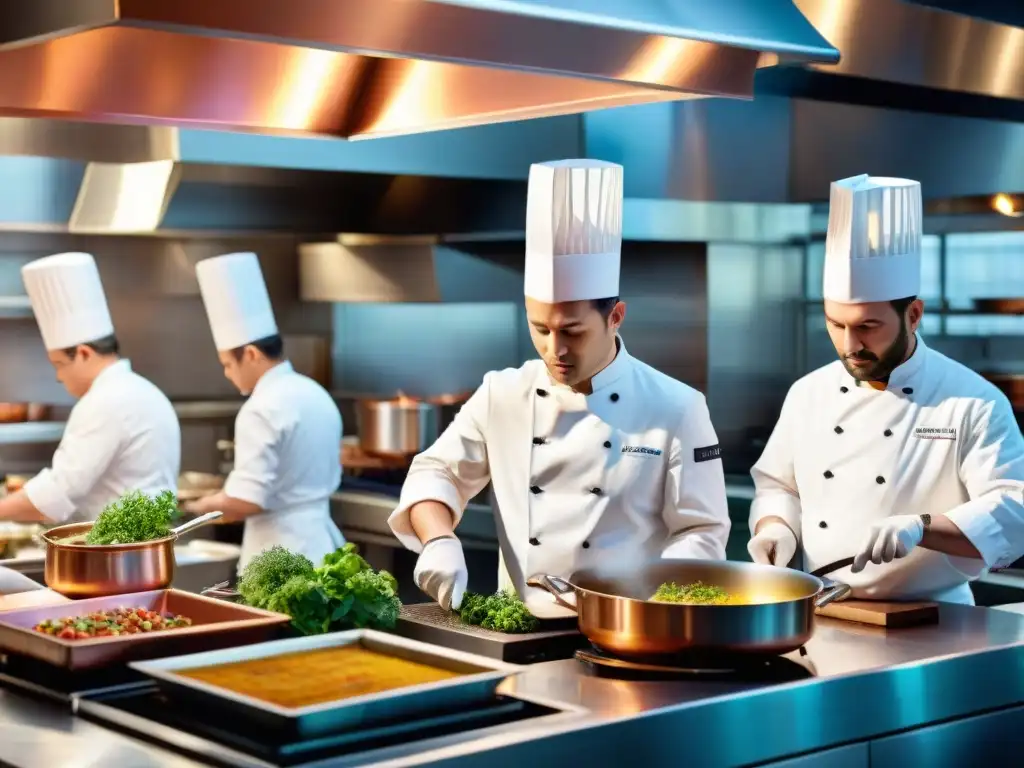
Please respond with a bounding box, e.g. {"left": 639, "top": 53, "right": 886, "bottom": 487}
{"left": 528, "top": 559, "right": 850, "bottom": 657}
{"left": 41, "top": 513, "right": 221, "bottom": 598}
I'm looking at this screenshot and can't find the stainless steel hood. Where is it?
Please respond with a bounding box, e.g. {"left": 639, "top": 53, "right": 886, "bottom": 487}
{"left": 757, "top": 0, "right": 1024, "bottom": 120}
{"left": 0, "top": 0, "right": 838, "bottom": 140}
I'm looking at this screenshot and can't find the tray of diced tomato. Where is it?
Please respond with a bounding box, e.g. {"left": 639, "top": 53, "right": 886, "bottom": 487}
{"left": 0, "top": 589, "right": 290, "bottom": 669}
{"left": 34, "top": 607, "right": 194, "bottom": 640}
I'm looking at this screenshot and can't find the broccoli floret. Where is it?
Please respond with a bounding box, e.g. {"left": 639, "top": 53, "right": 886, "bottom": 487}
{"left": 237, "top": 546, "right": 316, "bottom": 610}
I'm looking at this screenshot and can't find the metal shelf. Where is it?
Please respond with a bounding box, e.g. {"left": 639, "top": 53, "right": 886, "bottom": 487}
{"left": 0, "top": 421, "right": 64, "bottom": 445}
{"left": 0, "top": 296, "right": 32, "bottom": 319}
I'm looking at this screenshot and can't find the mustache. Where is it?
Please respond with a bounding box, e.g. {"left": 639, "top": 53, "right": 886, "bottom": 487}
{"left": 846, "top": 352, "right": 878, "bottom": 362}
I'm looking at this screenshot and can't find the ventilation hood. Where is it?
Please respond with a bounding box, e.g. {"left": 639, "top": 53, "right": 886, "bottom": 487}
{"left": 0, "top": 0, "right": 838, "bottom": 140}
{"left": 299, "top": 237, "right": 524, "bottom": 303}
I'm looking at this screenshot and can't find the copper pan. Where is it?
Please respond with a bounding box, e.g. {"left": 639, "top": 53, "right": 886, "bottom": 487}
{"left": 41, "top": 512, "right": 222, "bottom": 599}
{"left": 528, "top": 559, "right": 850, "bottom": 657}
{"left": 0, "top": 403, "right": 52, "bottom": 423}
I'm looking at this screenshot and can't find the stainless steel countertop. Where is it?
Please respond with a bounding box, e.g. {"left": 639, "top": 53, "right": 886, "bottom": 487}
{"left": 1, "top": 604, "right": 1024, "bottom": 767}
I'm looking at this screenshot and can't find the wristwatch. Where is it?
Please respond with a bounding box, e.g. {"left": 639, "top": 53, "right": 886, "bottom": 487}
{"left": 920, "top": 513, "right": 932, "bottom": 530}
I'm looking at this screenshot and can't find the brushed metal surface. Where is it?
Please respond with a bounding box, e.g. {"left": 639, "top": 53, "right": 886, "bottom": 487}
{"left": 2, "top": 605, "right": 1024, "bottom": 767}
{"left": 0, "top": 0, "right": 838, "bottom": 140}
{"left": 356, "top": 399, "right": 441, "bottom": 458}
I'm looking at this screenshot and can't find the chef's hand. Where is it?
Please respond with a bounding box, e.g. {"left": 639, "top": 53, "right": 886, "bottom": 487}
{"left": 414, "top": 536, "right": 468, "bottom": 611}
{"left": 851, "top": 515, "right": 925, "bottom": 573}
{"left": 747, "top": 521, "right": 798, "bottom": 567}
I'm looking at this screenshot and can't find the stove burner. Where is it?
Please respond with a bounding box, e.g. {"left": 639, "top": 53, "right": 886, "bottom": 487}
{"left": 576, "top": 645, "right": 816, "bottom": 682}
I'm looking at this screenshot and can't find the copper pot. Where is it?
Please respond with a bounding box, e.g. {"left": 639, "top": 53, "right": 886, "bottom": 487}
{"left": 529, "top": 559, "right": 849, "bottom": 657}
{"left": 0, "top": 404, "right": 29, "bottom": 423}
{"left": 356, "top": 396, "right": 441, "bottom": 458}
{"left": 41, "top": 513, "right": 222, "bottom": 599}
{"left": 984, "top": 373, "right": 1024, "bottom": 410}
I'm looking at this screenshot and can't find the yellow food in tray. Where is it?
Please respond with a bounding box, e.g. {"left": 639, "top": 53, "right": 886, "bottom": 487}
{"left": 177, "top": 645, "right": 464, "bottom": 709}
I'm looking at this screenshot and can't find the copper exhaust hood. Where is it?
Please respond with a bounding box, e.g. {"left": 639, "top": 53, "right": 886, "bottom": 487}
{"left": 0, "top": 0, "right": 838, "bottom": 140}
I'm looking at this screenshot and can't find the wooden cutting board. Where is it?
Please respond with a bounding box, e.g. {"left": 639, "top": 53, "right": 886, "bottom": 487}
{"left": 816, "top": 599, "right": 939, "bottom": 627}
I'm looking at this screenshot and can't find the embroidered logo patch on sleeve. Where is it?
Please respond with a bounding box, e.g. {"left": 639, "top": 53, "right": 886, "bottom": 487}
{"left": 694, "top": 444, "right": 722, "bottom": 463}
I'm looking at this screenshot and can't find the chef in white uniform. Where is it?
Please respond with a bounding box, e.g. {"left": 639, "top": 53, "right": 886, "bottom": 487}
{"left": 0, "top": 252, "right": 180, "bottom": 529}
{"left": 748, "top": 175, "right": 1024, "bottom": 604}
{"left": 388, "top": 159, "right": 731, "bottom": 615}
{"left": 185, "top": 252, "right": 344, "bottom": 569}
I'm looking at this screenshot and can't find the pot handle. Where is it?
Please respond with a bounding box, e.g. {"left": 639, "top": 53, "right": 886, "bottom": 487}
{"left": 526, "top": 574, "right": 579, "bottom": 613}
{"left": 815, "top": 581, "right": 852, "bottom": 609}
{"left": 201, "top": 580, "right": 240, "bottom": 599}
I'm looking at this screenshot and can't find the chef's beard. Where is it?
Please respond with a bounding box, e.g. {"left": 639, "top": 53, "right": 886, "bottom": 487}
{"left": 842, "top": 315, "right": 912, "bottom": 383}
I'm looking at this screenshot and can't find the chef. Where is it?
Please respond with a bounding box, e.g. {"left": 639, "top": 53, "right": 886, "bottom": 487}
{"left": 388, "top": 159, "right": 731, "bottom": 615}
{"left": 185, "top": 252, "right": 344, "bottom": 569}
{"left": 748, "top": 175, "right": 1024, "bottom": 603}
{"left": 0, "top": 252, "right": 180, "bottom": 527}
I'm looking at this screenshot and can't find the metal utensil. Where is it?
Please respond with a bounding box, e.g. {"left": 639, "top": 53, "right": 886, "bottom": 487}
{"left": 528, "top": 558, "right": 850, "bottom": 658}
{"left": 42, "top": 512, "right": 223, "bottom": 598}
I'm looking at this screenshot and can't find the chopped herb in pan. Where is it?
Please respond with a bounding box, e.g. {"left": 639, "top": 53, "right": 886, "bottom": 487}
{"left": 651, "top": 581, "right": 731, "bottom": 605}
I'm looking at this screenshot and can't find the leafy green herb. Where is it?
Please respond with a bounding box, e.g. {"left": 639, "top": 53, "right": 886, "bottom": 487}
{"left": 237, "top": 546, "right": 316, "bottom": 610}
{"left": 459, "top": 590, "right": 539, "bottom": 634}
{"left": 85, "top": 490, "right": 178, "bottom": 545}
{"left": 651, "top": 581, "right": 730, "bottom": 605}
{"left": 238, "top": 543, "right": 401, "bottom": 636}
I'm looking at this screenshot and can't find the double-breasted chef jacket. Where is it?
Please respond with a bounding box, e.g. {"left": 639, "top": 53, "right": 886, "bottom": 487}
{"left": 22, "top": 359, "right": 181, "bottom": 524}
{"left": 389, "top": 337, "right": 731, "bottom": 615}
{"left": 225, "top": 361, "right": 345, "bottom": 569}
{"left": 750, "top": 335, "right": 1024, "bottom": 604}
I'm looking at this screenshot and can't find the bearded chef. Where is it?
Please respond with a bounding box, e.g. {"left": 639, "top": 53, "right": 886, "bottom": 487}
{"left": 0, "top": 252, "right": 180, "bottom": 536}
{"left": 748, "top": 175, "right": 1024, "bottom": 604}
{"left": 184, "top": 252, "right": 344, "bottom": 569}
{"left": 388, "top": 159, "right": 731, "bottom": 615}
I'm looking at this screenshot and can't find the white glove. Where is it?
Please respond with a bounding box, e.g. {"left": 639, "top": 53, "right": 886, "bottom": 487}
{"left": 0, "top": 566, "right": 44, "bottom": 595}
{"left": 747, "top": 521, "right": 798, "bottom": 567}
{"left": 851, "top": 515, "right": 925, "bottom": 573}
{"left": 414, "top": 537, "right": 468, "bottom": 611}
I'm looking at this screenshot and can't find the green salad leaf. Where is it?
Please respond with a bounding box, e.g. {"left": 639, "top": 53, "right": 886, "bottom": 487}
{"left": 459, "top": 590, "right": 539, "bottom": 634}
{"left": 85, "top": 489, "right": 178, "bottom": 545}
{"left": 237, "top": 543, "right": 402, "bottom": 636}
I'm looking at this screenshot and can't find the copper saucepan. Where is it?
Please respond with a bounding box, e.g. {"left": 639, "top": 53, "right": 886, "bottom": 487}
{"left": 42, "top": 512, "right": 222, "bottom": 599}
{"left": 528, "top": 559, "right": 850, "bottom": 657}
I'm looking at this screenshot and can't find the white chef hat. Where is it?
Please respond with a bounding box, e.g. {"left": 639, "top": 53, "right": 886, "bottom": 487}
{"left": 195, "top": 252, "right": 278, "bottom": 351}
{"left": 524, "top": 159, "right": 623, "bottom": 303}
{"left": 21, "top": 252, "right": 115, "bottom": 350}
{"left": 823, "top": 174, "right": 923, "bottom": 304}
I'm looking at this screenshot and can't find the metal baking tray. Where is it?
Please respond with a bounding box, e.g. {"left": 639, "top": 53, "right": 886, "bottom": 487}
{"left": 0, "top": 589, "right": 290, "bottom": 670}
{"left": 130, "top": 629, "right": 523, "bottom": 739}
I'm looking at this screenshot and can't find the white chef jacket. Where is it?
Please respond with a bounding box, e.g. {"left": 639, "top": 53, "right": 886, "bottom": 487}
{"left": 750, "top": 335, "right": 1024, "bottom": 604}
{"left": 22, "top": 360, "right": 180, "bottom": 524}
{"left": 225, "top": 361, "right": 344, "bottom": 569}
{"left": 389, "top": 338, "right": 731, "bottom": 615}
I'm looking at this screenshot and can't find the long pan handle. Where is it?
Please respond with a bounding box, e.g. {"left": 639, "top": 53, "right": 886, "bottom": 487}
{"left": 810, "top": 557, "right": 855, "bottom": 579}
{"left": 526, "top": 574, "right": 579, "bottom": 613}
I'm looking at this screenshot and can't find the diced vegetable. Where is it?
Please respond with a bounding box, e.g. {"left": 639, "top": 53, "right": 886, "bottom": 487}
{"left": 32, "top": 607, "right": 193, "bottom": 640}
